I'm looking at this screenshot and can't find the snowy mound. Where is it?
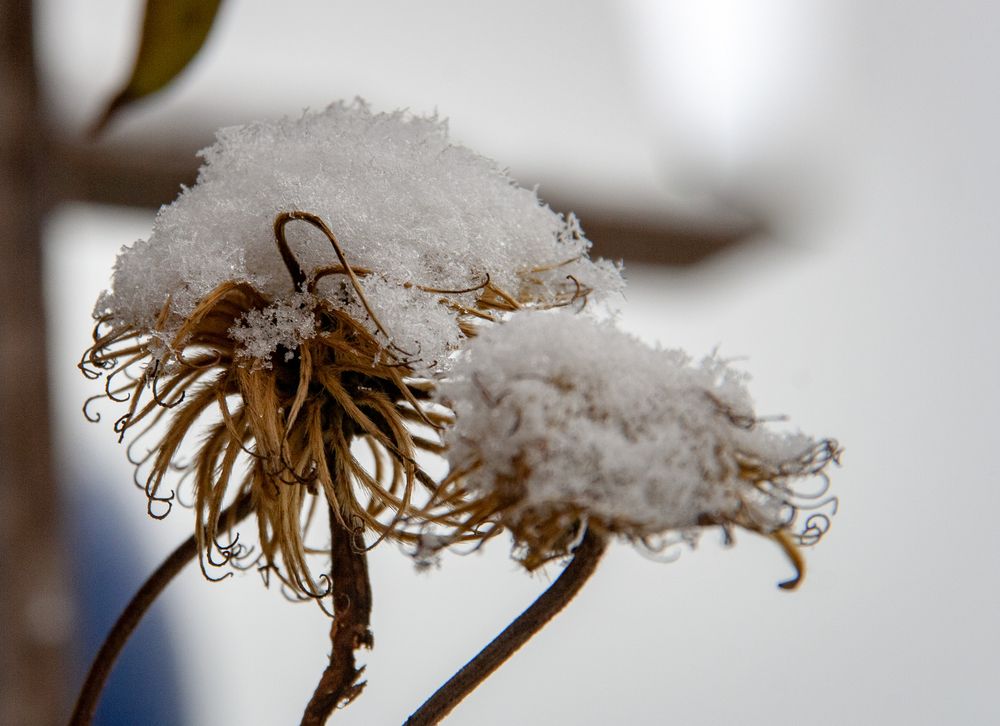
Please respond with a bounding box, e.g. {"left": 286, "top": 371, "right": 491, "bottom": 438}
{"left": 440, "top": 312, "right": 827, "bottom": 539}
{"left": 95, "top": 100, "right": 622, "bottom": 367}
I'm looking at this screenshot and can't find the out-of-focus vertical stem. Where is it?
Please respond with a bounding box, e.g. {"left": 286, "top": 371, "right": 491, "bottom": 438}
{"left": 0, "top": 1, "right": 69, "bottom": 725}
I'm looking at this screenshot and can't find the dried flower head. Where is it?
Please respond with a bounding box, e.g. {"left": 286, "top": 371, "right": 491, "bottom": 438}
{"left": 430, "top": 312, "right": 840, "bottom": 587}
{"left": 81, "top": 102, "right": 622, "bottom": 598}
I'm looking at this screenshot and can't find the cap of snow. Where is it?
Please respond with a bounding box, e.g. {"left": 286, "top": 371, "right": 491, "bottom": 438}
{"left": 94, "top": 100, "right": 623, "bottom": 368}
{"left": 439, "top": 312, "right": 834, "bottom": 546}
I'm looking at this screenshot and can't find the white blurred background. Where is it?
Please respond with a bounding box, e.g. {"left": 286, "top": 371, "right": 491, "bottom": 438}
{"left": 27, "top": 1, "right": 1000, "bottom": 724}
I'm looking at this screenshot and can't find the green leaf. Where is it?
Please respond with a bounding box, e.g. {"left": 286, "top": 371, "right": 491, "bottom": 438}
{"left": 91, "top": 0, "right": 225, "bottom": 136}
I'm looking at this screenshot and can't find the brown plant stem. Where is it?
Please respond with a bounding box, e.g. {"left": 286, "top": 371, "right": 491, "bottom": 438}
{"left": 300, "top": 507, "right": 374, "bottom": 725}
{"left": 69, "top": 491, "right": 255, "bottom": 726}
{"left": 404, "top": 527, "right": 608, "bottom": 726}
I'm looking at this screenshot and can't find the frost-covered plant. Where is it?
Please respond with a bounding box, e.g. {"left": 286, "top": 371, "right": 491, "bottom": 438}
{"left": 75, "top": 99, "right": 838, "bottom": 726}
{"left": 405, "top": 312, "right": 840, "bottom": 723}
{"left": 75, "top": 101, "right": 621, "bottom": 724}
{"left": 433, "top": 312, "right": 839, "bottom": 583}
{"left": 81, "top": 101, "right": 621, "bottom": 596}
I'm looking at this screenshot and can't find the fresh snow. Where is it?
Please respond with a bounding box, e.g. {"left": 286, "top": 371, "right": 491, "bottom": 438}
{"left": 94, "top": 100, "right": 622, "bottom": 368}
{"left": 439, "top": 312, "right": 824, "bottom": 538}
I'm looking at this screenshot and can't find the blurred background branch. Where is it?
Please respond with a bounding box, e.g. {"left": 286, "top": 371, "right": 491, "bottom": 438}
{"left": 0, "top": 0, "right": 67, "bottom": 724}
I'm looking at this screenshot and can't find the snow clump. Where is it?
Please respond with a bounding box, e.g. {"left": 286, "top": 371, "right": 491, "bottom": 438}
{"left": 93, "top": 100, "right": 622, "bottom": 369}
{"left": 438, "top": 312, "right": 837, "bottom": 565}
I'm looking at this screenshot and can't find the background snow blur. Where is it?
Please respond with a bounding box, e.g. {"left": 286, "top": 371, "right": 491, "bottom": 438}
{"left": 35, "top": 1, "right": 1000, "bottom": 724}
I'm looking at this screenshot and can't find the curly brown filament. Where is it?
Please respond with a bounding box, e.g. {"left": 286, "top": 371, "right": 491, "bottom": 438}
{"left": 68, "top": 492, "right": 255, "bottom": 726}
{"left": 300, "top": 507, "right": 374, "bottom": 725}
{"left": 275, "top": 211, "right": 394, "bottom": 342}
{"left": 403, "top": 527, "right": 608, "bottom": 726}
{"left": 772, "top": 529, "right": 805, "bottom": 590}
{"left": 408, "top": 273, "right": 491, "bottom": 295}
{"left": 273, "top": 213, "right": 309, "bottom": 290}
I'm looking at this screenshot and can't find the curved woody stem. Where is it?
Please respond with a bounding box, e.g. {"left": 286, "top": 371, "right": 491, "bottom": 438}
{"left": 404, "top": 527, "right": 608, "bottom": 726}
{"left": 69, "top": 492, "right": 255, "bottom": 726}
{"left": 300, "top": 506, "right": 374, "bottom": 725}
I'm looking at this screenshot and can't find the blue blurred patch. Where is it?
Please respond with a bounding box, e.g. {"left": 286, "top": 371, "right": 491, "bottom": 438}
{"left": 67, "top": 477, "right": 184, "bottom": 726}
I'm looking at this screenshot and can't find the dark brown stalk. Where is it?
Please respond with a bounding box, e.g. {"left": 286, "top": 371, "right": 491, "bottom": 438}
{"left": 404, "top": 527, "right": 608, "bottom": 726}
{"left": 69, "top": 491, "right": 255, "bottom": 726}
{"left": 300, "top": 507, "right": 374, "bottom": 725}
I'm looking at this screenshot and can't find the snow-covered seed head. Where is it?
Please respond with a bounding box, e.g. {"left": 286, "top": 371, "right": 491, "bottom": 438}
{"left": 432, "top": 312, "right": 841, "bottom": 588}
{"left": 92, "top": 100, "right": 622, "bottom": 371}
{"left": 81, "top": 214, "right": 453, "bottom": 599}
{"left": 81, "top": 102, "right": 622, "bottom": 599}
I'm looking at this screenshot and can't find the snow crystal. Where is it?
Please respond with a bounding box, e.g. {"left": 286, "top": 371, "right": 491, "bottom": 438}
{"left": 94, "top": 100, "right": 623, "bottom": 367}
{"left": 439, "top": 312, "right": 827, "bottom": 539}
{"left": 229, "top": 293, "right": 316, "bottom": 365}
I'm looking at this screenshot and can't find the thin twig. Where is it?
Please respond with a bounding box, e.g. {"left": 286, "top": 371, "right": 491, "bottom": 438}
{"left": 68, "top": 491, "right": 255, "bottom": 726}
{"left": 404, "top": 527, "right": 608, "bottom": 726}
{"left": 300, "top": 507, "right": 374, "bottom": 725}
